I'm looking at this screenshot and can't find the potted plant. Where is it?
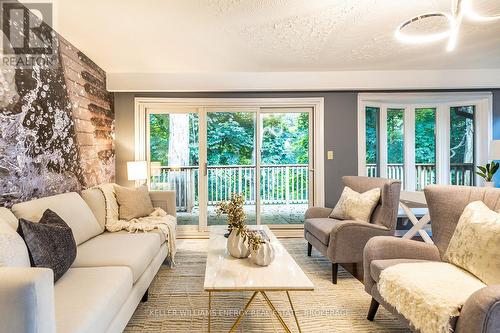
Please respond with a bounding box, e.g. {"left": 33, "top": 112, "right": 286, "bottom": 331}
{"left": 475, "top": 162, "right": 499, "bottom": 187}
{"left": 216, "top": 193, "right": 250, "bottom": 258}
{"left": 247, "top": 231, "right": 275, "bottom": 266}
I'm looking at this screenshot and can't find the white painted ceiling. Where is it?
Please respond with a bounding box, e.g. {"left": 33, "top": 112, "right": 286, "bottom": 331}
{"left": 51, "top": 0, "right": 500, "bottom": 74}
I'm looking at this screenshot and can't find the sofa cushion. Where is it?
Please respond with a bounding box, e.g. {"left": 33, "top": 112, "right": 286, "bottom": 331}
{"left": 11, "top": 192, "right": 102, "bottom": 246}
{"left": 304, "top": 218, "right": 339, "bottom": 245}
{"left": 55, "top": 266, "right": 132, "bottom": 333}
{"left": 18, "top": 210, "right": 77, "bottom": 282}
{"left": 80, "top": 187, "right": 107, "bottom": 230}
{"left": 370, "top": 259, "right": 429, "bottom": 283}
{"left": 72, "top": 231, "right": 161, "bottom": 283}
{"left": 0, "top": 217, "right": 30, "bottom": 267}
{"left": 0, "top": 207, "right": 19, "bottom": 230}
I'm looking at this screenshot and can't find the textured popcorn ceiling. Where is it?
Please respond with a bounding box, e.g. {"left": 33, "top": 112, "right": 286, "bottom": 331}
{"left": 51, "top": 0, "right": 500, "bottom": 73}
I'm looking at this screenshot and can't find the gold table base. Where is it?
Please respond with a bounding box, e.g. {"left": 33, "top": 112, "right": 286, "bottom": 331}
{"left": 207, "top": 290, "right": 302, "bottom": 333}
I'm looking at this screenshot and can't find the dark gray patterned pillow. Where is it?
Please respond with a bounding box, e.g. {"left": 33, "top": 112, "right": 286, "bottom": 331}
{"left": 17, "top": 209, "right": 77, "bottom": 282}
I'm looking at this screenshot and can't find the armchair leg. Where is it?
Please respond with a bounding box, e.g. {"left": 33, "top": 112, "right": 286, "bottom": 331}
{"left": 307, "top": 242, "right": 312, "bottom": 257}
{"left": 332, "top": 263, "right": 338, "bottom": 284}
{"left": 141, "top": 289, "right": 149, "bottom": 302}
{"left": 367, "top": 298, "right": 379, "bottom": 321}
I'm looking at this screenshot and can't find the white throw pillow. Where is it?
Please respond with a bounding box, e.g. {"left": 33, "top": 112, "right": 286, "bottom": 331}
{"left": 11, "top": 192, "right": 102, "bottom": 246}
{"left": 444, "top": 201, "right": 500, "bottom": 285}
{"left": 0, "top": 209, "right": 30, "bottom": 267}
{"left": 329, "top": 186, "right": 381, "bottom": 223}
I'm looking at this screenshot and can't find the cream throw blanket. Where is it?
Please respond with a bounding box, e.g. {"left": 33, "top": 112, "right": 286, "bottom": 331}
{"left": 95, "top": 184, "right": 176, "bottom": 265}
{"left": 378, "top": 262, "right": 486, "bottom": 333}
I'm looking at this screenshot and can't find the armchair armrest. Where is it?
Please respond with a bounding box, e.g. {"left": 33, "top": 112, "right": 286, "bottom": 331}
{"left": 456, "top": 285, "right": 500, "bottom": 333}
{"left": 0, "top": 267, "right": 55, "bottom": 333}
{"left": 149, "top": 190, "right": 176, "bottom": 217}
{"left": 363, "top": 236, "right": 441, "bottom": 293}
{"left": 304, "top": 207, "right": 333, "bottom": 219}
{"left": 328, "top": 221, "right": 392, "bottom": 263}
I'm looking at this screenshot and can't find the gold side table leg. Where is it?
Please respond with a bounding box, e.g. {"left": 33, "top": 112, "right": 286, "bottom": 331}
{"left": 286, "top": 291, "right": 302, "bottom": 333}
{"left": 229, "top": 291, "right": 258, "bottom": 333}
{"left": 260, "top": 291, "right": 292, "bottom": 333}
{"left": 208, "top": 291, "right": 211, "bottom": 333}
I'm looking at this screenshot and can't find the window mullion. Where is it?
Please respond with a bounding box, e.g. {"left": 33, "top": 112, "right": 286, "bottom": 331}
{"left": 436, "top": 105, "right": 450, "bottom": 184}
{"left": 405, "top": 106, "right": 416, "bottom": 191}
{"left": 379, "top": 107, "right": 388, "bottom": 178}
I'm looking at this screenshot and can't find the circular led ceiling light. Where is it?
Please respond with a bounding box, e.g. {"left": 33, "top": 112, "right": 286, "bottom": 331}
{"left": 461, "top": 0, "right": 500, "bottom": 22}
{"left": 395, "top": 12, "right": 455, "bottom": 44}
{"left": 395, "top": 0, "right": 499, "bottom": 51}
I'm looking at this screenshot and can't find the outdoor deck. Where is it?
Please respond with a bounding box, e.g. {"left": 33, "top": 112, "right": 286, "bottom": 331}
{"left": 177, "top": 203, "right": 308, "bottom": 225}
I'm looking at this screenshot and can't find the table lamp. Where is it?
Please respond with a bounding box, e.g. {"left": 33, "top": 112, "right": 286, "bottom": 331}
{"left": 127, "top": 161, "right": 148, "bottom": 186}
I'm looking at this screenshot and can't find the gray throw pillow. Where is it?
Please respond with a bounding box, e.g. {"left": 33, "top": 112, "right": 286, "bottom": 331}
{"left": 17, "top": 209, "right": 77, "bottom": 282}
{"left": 115, "top": 185, "right": 154, "bottom": 220}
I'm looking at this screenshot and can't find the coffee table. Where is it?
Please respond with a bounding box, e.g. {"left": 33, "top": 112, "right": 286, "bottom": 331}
{"left": 204, "top": 225, "right": 314, "bottom": 333}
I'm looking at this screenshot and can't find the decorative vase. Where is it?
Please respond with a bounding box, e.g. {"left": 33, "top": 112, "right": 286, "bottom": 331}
{"left": 250, "top": 242, "right": 275, "bottom": 266}
{"left": 227, "top": 229, "right": 250, "bottom": 258}
{"left": 484, "top": 181, "right": 495, "bottom": 188}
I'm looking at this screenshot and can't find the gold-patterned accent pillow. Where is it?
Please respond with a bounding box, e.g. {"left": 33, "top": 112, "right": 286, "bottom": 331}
{"left": 444, "top": 201, "right": 500, "bottom": 285}
{"left": 329, "top": 186, "right": 381, "bottom": 223}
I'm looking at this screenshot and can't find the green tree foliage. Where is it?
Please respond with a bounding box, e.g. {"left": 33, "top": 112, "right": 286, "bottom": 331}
{"left": 261, "top": 113, "right": 309, "bottom": 165}
{"left": 149, "top": 114, "right": 199, "bottom": 166}
{"left": 387, "top": 109, "right": 404, "bottom": 164}
{"left": 207, "top": 112, "right": 255, "bottom": 165}
{"left": 365, "top": 107, "right": 378, "bottom": 164}
{"left": 150, "top": 112, "right": 309, "bottom": 167}
{"left": 415, "top": 108, "right": 436, "bottom": 164}
{"left": 450, "top": 106, "right": 475, "bottom": 164}
{"left": 149, "top": 114, "right": 169, "bottom": 166}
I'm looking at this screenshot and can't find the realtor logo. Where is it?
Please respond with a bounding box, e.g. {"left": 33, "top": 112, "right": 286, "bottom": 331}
{"left": 1, "top": 1, "right": 57, "bottom": 68}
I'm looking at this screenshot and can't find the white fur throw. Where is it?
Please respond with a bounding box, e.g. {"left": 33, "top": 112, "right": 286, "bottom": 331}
{"left": 378, "top": 262, "right": 486, "bottom": 333}
{"left": 95, "top": 184, "right": 177, "bottom": 265}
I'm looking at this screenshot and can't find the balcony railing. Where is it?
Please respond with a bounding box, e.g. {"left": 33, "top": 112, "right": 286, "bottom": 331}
{"left": 150, "top": 164, "right": 309, "bottom": 211}
{"left": 366, "top": 163, "right": 475, "bottom": 189}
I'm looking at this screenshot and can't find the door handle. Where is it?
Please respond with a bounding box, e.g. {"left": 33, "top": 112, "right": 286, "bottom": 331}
{"left": 204, "top": 162, "right": 208, "bottom": 176}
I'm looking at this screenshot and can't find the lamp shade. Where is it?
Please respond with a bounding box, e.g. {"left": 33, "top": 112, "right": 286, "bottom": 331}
{"left": 127, "top": 161, "right": 148, "bottom": 181}
{"left": 490, "top": 140, "right": 500, "bottom": 160}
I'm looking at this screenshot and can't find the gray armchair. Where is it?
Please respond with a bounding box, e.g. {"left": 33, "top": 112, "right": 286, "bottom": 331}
{"left": 304, "top": 176, "right": 401, "bottom": 284}
{"left": 364, "top": 185, "right": 500, "bottom": 332}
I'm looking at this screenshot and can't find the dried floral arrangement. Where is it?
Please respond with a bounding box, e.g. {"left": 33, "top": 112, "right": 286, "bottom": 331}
{"left": 216, "top": 193, "right": 247, "bottom": 234}
{"left": 216, "top": 193, "right": 265, "bottom": 250}
{"left": 247, "top": 231, "right": 264, "bottom": 251}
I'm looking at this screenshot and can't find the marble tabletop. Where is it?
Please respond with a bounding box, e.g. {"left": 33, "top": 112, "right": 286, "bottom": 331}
{"left": 203, "top": 225, "right": 314, "bottom": 291}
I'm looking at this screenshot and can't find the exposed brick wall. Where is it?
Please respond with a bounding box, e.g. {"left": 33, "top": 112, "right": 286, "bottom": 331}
{"left": 59, "top": 37, "right": 115, "bottom": 188}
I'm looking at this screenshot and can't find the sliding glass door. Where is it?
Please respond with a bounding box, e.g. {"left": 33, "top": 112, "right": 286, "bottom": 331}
{"left": 146, "top": 105, "right": 315, "bottom": 229}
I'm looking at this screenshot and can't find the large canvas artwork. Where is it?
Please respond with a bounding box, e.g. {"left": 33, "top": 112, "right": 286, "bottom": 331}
{"left": 0, "top": 2, "right": 114, "bottom": 207}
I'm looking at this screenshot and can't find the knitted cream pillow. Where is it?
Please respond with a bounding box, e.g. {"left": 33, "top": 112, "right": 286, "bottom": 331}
{"left": 115, "top": 185, "right": 154, "bottom": 220}
{"left": 445, "top": 201, "right": 500, "bottom": 285}
{"left": 329, "top": 186, "right": 380, "bottom": 223}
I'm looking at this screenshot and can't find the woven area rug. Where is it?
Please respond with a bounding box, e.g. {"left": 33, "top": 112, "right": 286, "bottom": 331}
{"left": 125, "top": 239, "right": 410, "bottom": 332}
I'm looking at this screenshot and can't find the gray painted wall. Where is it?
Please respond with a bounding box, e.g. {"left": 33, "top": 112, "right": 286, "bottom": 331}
{"left": 113, "top": 90, "right": 500, "bottom": 207}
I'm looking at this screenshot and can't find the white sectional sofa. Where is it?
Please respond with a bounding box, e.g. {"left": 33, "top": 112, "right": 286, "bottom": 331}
{"left": 0, "top": 187, "right": 176, "bottom": 333}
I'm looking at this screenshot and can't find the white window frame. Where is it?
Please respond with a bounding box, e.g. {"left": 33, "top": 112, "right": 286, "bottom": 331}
{"left": 358, "top": 92, "right": 493, "bottom": 189}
